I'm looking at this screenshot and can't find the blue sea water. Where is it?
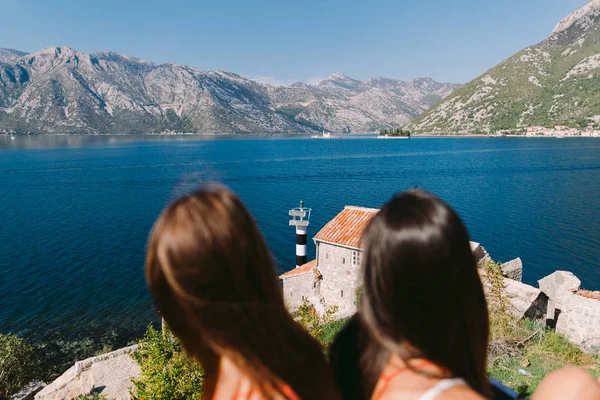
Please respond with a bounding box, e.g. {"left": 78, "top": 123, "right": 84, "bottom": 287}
{"left": 0, "top": 135, "right": 599, "bottom": 345}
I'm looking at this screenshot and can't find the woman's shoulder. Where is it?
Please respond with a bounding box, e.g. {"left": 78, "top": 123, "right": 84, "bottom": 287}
{"left": 379, "top": 379, "right": 485, "bottom": 400}
{"left": 436, "top": 383, "right": 486, "bottom": 400}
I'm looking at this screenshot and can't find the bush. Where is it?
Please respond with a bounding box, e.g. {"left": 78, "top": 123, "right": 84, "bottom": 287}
{"left": 292, "top": 299, "right": 338, "bottom": 342}
{"left": 317, "top": 319, "right": 349, "bottom": 348}
{"left": 130, "top": 325, "right": 204, "bottom": 400}
{"left": 482, "top": 261, "right": 517, "bottom": 340}
{"left": 0, "top": 333, "right": 42, "bottom": 399}
{"left": 77, "top": 394, "right": 107, "bottom": 400}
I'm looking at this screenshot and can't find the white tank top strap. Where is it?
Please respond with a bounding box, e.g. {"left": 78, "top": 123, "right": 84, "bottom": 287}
{"left": 418, "top": 378, "right": 466, "bottom": 400}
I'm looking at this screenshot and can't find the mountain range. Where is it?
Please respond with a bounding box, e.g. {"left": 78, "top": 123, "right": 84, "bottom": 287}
{"left": 0, "top": 47, "right": 459, "bottom": 134}
{"left": 408, "top": 0, "right": 600, "bottom": 134}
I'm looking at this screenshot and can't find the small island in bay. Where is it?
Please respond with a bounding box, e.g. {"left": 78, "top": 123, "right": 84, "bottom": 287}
{"left": 378, "top": 127, "right": 411, "bottom": 139}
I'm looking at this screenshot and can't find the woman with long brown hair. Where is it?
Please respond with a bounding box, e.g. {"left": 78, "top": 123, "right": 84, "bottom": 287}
{"left": 331, "top": 190, "right": 491, "bottom": 400}
{"left": 146, "top": 184, "right": 341, "bottom": 400}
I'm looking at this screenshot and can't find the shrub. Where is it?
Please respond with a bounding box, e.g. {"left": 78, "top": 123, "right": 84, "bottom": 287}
{"left": 130, "top": 325, "right": 203, "bottom": 400}
{"left": 0, "top": 333, "right": 41, "bottom": 399}
{"left": 482, "top": 261, "right": 517, "bottom": 340}
{"left": 77, "top": 394, "right": 107, "bottom": 400}
{"left": 292, "top": 299, "right": 338, "bottom": 341}
{"left": 317, "top": 319, "right": 348, "bottom": 348}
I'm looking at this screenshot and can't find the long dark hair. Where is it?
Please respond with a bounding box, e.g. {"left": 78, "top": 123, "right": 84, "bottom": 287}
{"left": 332, "top": 190, "right": 490, "bottom": 398}
{"left": 146, "top": 184, "right": 340, "bottom": 400}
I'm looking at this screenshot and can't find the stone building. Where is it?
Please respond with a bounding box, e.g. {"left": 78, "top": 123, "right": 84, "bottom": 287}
{"left": 280, "top": 206, "right": 376, "bottom": 318}
{"left": 280, "top": 205, "right": 494, "bottom": 318}
{"left": 539, "top": 271, "right": 600, "bottom": 351}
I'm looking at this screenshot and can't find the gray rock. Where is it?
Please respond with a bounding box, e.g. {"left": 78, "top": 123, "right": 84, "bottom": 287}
{"left": 538, "top": 270, "right": 581, "bottom": 299}
{"left": 501, "top": 257, "right": 523, "bottom": 282}
{"left": 35, "top": 345, "right": 140, "bottom": 400}
{"left": 538, "top": 271, "right": 600, "bottom": 351}
{"left": 0, "top": 48, "right": 27, "bottom": 62}
{"left": 470, "top": 242, "right": 492, "bottom": 266}
{"left": 9, "top": 381, "right": 45, "bottom": 400}
{"left": 504, "top": 278, "right": 548, "bottom": 320}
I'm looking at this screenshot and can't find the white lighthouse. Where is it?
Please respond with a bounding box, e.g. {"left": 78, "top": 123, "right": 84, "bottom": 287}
{"left": 289, "top": 200, "right": 311, "bottom": 268}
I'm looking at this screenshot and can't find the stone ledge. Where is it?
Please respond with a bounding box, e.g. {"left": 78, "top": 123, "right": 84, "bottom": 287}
{"left": 35, "top": 345, "right": 138, "bottom": 400}
{"left": 74, "top": 345, "right": 138, "bottom": 375}
{"left": 504, "top": 278, "right": 548, "bottom": 320}
{"left": 501, "top": 257, "right": 523, "bottom": 282}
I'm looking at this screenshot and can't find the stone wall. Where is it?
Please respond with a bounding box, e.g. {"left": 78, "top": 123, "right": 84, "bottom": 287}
{"left": 281, "top": 271, "right": 318, "bottom": 311}
{"left": 539, "top": 271, "right": 600, "bottom": 351}
{"left": 280, "top": 242, "right": 361, "bottom": 318}
{"left": 316, "top": 242, "right": 361, "bottom": 318}
{"left": 35, "top": 345, "right": 140, "bottom": 400}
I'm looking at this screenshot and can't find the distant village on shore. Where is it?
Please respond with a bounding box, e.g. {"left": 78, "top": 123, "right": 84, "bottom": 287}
{"left": 523, "top": 125, "right": 600, "bottom": 137}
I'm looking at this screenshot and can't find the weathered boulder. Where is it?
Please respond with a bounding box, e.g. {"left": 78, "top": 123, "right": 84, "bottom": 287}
{"left": 538, "top": 271, "right": 581, "bottom": 300}
{"left": 501, "top": 257, "right": 523, "bottom": 282}
{"left": 504, "top": 278, "right": 548, "bottom": 320}
{"left": 539, "top": 271, "right": 600, "bottom": 351}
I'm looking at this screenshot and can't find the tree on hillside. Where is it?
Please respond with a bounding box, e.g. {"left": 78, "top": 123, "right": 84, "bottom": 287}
{"left": 0, "top": 334, "right": 42, "bottom": 399}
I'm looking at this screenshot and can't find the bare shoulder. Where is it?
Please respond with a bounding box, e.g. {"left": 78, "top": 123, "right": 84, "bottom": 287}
{"left": 438, "top": 385, "right": 486, "bottom": 400}
{"left": 379, "top": 383, "right": 485, "bottom": 400}
{"left": 532, "top": 367, "right": 600, "bottom": 400}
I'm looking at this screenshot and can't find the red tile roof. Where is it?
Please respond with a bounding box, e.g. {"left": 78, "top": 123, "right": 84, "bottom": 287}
{"left": 313, "top": 206, "right": 379, "bottom": 248}
{"left": 280, "top": 259, "right": 317, "bottom": 279}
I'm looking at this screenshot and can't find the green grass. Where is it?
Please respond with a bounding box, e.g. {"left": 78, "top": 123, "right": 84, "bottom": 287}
{"left": 488, "top": 326, "right": 599, "bottom": 397}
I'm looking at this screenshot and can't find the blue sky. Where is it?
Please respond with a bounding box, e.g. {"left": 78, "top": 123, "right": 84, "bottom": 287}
{"left": 0, "top": 0, "right": 589, "bottom": 84}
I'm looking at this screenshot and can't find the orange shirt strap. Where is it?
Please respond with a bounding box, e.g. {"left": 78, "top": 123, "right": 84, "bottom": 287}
{"left": 232, "top": 384, "right": 300, "bottom": 400}
{"left": 281, "top": 384, "right": 301, "bottom": 400}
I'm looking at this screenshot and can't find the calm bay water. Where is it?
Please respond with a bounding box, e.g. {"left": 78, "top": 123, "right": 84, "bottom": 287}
{"left": 1, "top": 135, "right": 599, "bottom": 345}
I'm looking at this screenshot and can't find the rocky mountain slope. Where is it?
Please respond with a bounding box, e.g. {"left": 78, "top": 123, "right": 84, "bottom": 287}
{"left": 0, "top": 47, "right": 459, "bottom": 134}
{"left": 0, "top": 48, "right": 27, "bottom": 62}
{"left": 407, "top": 0, "right": 600, "bottom": 134}
{"left": 268, "top": 73, "right": 459, "bottom": 133}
